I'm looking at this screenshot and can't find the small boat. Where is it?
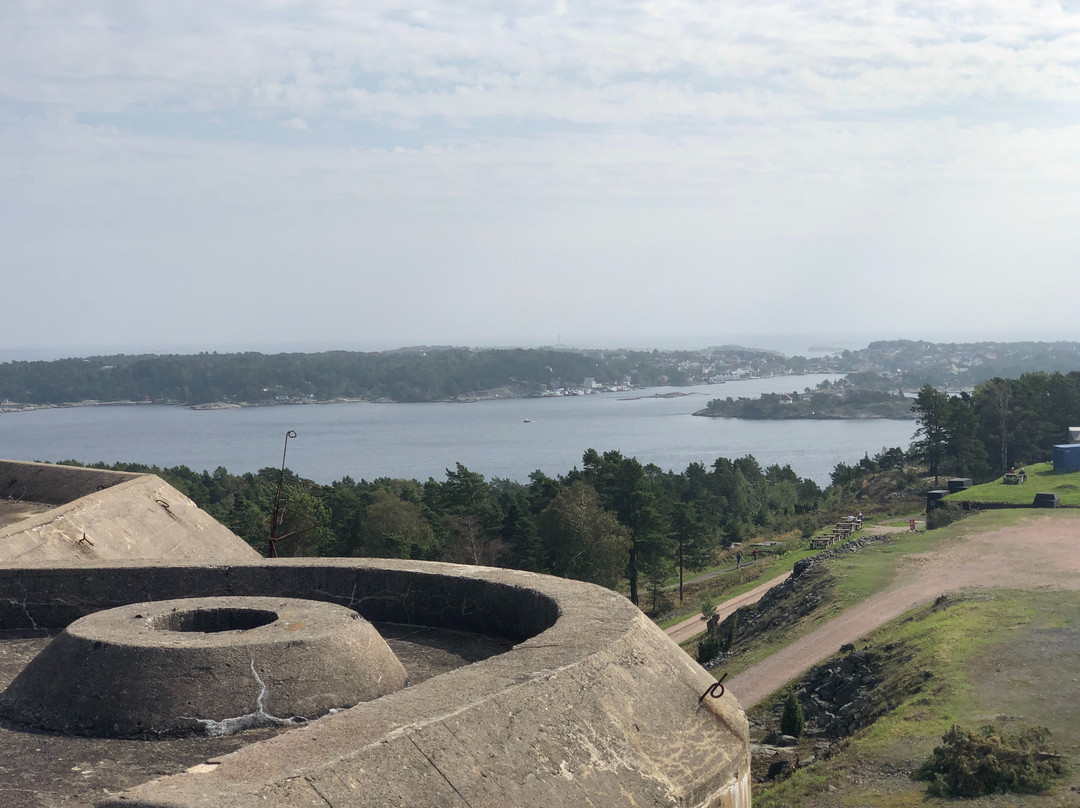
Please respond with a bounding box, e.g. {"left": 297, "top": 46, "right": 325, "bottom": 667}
{"left": 522, "top": 418, "right": 532, "bottom": 423}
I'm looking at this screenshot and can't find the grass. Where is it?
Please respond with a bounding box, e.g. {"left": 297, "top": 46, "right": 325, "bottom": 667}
{"left": 661, "top": 529, "right": 879, "bottom": 634}
{"left": 872, "top": 513, "right": 924, "bottom": 528}
{"left": 946, "top": 463, "right": 1080, "bottom": 506}
{"left": 830, "top": 509, "right": 1040, "bottom": 607}
{"left": 752, "top": 588, "right": 1080, "bottom": 808}
{"left": 713, "top": 510, "right": 1034, "bottom": 678}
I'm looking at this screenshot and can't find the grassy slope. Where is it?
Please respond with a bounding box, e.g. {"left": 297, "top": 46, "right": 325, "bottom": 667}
{"left": 947, "top": 463, "right": 1080, "bottom": 506}
{"left": 681, "top": 510, "right": 1049, "bottom": 671}
{"left": 663, "top": 513, "right": 920, "bottom": 636}
{"left": 753, "top": 588, "right": 1080, "bottom": 807}
{"left": 734, "top": 509, "right": 1080, "bottom": 806}
{"left": 704, "top": 517, "right": 983, "bottom": 677}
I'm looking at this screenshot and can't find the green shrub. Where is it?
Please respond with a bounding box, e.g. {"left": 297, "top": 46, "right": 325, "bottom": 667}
{"left": 914, "top": 724, "right": 1068, "bottom": 797}
{"left": 780, "top": 692, "right": 805, "bottom": 738}
{"left": 697, "top": 612, "right": 738, "bottom": 664}
{"left": 697, "top": 630, "right": 724, "bottom": 663}
{"left": 700, "top": 593, "right": 717, "bottom": 620}
{"left": 723, "top": 612, "right": 738, "bottom": 652}
{"left": 926, "top": 502, "right": 967, "bottom": 530}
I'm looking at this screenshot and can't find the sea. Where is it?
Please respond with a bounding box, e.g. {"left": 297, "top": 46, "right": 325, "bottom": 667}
{"left": 0, "top": 375, "right": 916, "bottom": 486}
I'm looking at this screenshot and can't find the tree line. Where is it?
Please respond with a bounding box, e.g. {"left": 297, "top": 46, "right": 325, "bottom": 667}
{"left": 67, "top": 448, "right": 865, "bottom": 611}
{"left": 0, "top": 346, "right": 815, "bottom": 406}
{"left": 910, "top": 371, "right": 1080, "bottom": 483}
{"left": 1, "top": 349, "right": 616, "bottom": 404}
{"left": 701, "top": 380, "right": 913, "bottom": 420}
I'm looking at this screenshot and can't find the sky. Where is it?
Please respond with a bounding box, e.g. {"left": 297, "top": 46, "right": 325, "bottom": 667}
{"left": 3, "top": 1, "right": 1080, "bottom": 358}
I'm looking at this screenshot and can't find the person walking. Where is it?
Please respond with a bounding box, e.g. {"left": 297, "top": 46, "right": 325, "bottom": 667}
{"left": 735, "top": 551, "right": 742, "bottom": 568}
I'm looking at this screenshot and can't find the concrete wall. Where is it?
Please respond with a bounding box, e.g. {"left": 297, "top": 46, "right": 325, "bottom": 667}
{"left": 0, "top": 559, "right": 750, "bottom": 808}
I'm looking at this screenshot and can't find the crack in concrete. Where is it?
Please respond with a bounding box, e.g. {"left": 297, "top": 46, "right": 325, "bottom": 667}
{"left": 407, "top": 733, "right": 475, "bottom": 808}
{"left": 182, "top": 660, "right": 307, "bottom": 737}
{"left": 4, "top": 590, "right": 40, "bottom": 631}
{"left": 304, "top": 777, "right": 335, "bottom": 808}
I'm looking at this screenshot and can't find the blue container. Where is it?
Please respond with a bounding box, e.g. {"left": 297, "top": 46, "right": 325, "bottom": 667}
{"left": 1052, "top": 444, "right": 1080, "bottom": 472}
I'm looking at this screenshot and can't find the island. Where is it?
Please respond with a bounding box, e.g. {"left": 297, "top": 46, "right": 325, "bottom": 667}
{"left": 695, "top": 381, "right": 914, "bottom": 420}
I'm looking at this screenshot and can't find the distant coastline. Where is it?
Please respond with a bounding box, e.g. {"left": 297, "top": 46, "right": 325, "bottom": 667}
{"left": 5, "top": 339, "right": 1080, "bottom": 416}
{"left": 0, "top": 376, "right": 798, "bottom": 415}
{"left": 0, "top": 346, "right": 824, "bottom": 411}
{"left": 1, "top": 397, "right": 362, "bottom": 414}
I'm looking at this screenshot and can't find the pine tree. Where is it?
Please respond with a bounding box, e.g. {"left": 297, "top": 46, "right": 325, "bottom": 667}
{"left": 780, "top": 692, "right": 805, "bottom": 738}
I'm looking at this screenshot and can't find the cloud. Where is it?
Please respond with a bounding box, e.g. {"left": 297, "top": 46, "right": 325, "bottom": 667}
{"left": 2, "top": 0, "right": 1080, "bottom": 348}
{"left": 3, "top": 0, "right": 1079, "bottom": 128}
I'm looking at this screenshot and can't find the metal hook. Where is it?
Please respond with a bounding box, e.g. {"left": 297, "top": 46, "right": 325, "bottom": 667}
{"left": 699, "top": 672, "right": 728, "bottom": 703}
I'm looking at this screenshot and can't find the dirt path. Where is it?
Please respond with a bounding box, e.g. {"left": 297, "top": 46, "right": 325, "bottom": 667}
{"left": 663, "top": 523, "right": 916, "bottom": 647}
{"left": 663, "top": 558, "right": 770, "bottom": 592}
{"left": 665, "top": 572, "right": 791, "bottom": 646}
{"left": 725, "top": 512, "right": 1080, "bottom": 708}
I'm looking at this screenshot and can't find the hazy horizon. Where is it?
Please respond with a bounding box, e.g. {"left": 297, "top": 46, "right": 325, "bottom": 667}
{"left": 4, "top": 327, "right": 1080, "bottom": 365}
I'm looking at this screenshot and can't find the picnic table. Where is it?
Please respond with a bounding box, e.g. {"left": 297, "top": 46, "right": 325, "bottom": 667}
{"left": 810, "top": 517, "right": 864, "bottom": 550}
{"left": 1004, "top": 471, "right": 1026, "bottom": 484}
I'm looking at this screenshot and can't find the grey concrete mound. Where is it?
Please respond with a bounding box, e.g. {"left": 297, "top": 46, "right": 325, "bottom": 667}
{"left": 0, "top": 596, "right": 407, "bottom": 738}
{"left": 0, "top": 459, "right": 141, "bottom": 504}
{"left": 0, "top": 459, "right": 260, "bottom": 563}
{"left": 0, "top": 559, "right": 751, "bottom": 808}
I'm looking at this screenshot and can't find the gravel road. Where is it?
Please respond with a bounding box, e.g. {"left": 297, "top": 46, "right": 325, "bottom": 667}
{"left": 724, "top": 512, "right": 1080, "bottom": 708}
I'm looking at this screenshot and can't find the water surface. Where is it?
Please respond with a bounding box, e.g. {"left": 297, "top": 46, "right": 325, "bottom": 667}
{"left": 0, "top": 375, "right": 915, "bottom": 485}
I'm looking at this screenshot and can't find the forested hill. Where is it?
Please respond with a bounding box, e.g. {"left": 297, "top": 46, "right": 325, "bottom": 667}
{"left": 7, "top": 340, "right": 1079, "bottom": 408}
{"left": 0, "top": 346, "right": 816, "bottom": 406}
{"left": 698, "top": 387, "right": 914, "bottom": 420}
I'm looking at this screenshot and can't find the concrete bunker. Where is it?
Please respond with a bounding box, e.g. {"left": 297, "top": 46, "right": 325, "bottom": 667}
{"left": 0, "top": 459, "right": 749, "bottom": 808}
{"left": 0, "top": 559, "right": 751, "bottom": 807}
{"left": 0, "top": 596, "right": 408, "bottom": 738}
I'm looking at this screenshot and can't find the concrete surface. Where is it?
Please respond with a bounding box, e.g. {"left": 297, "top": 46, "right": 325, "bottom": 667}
{"left": 0, "top": 460, "right": 259, "bottom": 563}
{"left": 0, "top": 597, "right": 407, "bottom": 737}
{"left": 0, "top": 624, "right": 510, "bottom": 808}
{"left": 0, "top": 461, "right": 141, "bottom": 505}
{"left": 0, "top": 500, "right": 53, "bottom": 530}
{"left": 0, "top": 559, "right": 751, "bottom": 808}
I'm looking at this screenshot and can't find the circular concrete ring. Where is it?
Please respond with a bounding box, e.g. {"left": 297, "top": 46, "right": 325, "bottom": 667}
{"left": 0, "top": 596, "right": 408, "bottom": 738}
